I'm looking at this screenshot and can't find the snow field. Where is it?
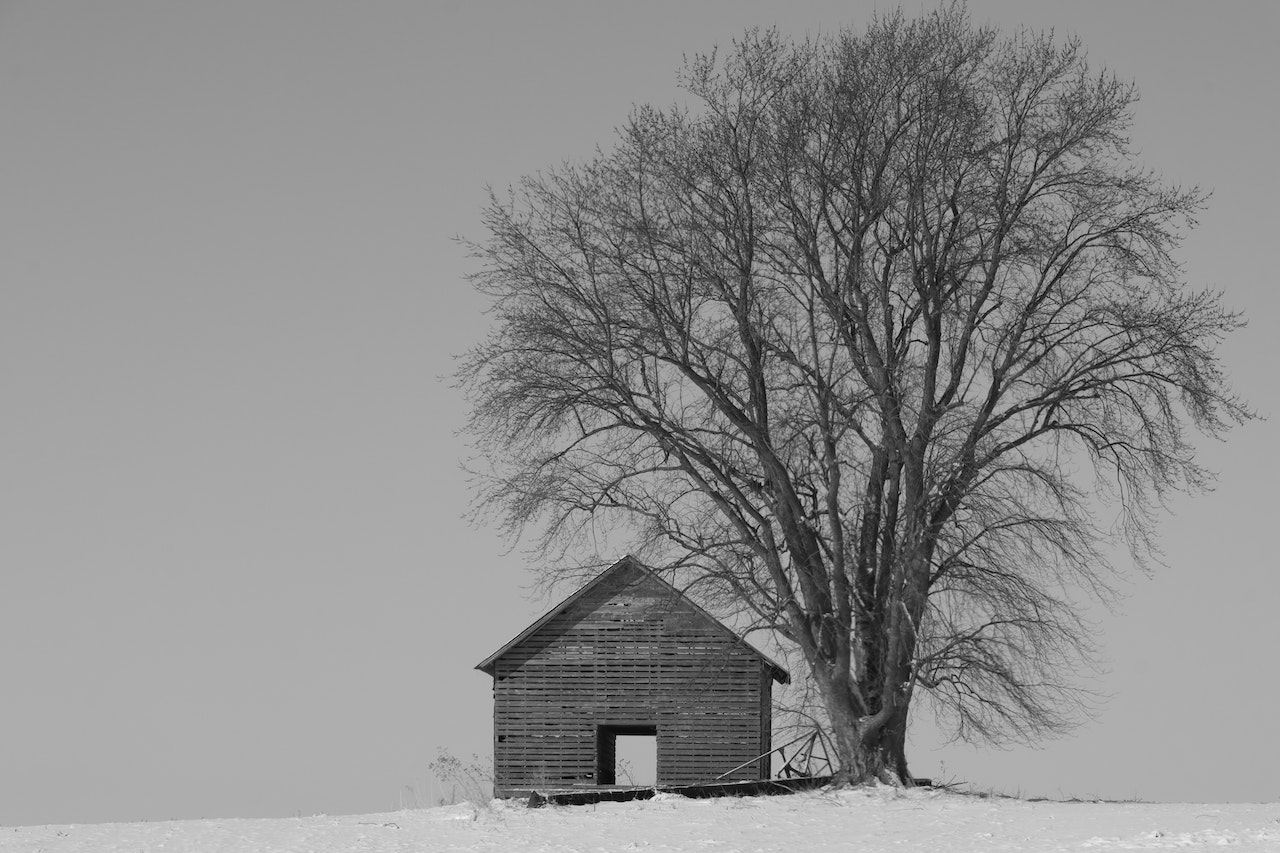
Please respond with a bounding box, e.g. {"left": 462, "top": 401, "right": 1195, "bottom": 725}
{"left": 3, "top": 787, "right": 1278, "bottom": 853}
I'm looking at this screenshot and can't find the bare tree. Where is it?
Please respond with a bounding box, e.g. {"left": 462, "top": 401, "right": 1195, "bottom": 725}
{"left": 459, "top": 8, "right": 1251, "bottom": 785}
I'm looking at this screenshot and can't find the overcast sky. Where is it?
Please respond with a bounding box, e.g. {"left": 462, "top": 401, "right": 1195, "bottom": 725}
{"left": 1, "top": 0, "right": 1276, "bottom": 827}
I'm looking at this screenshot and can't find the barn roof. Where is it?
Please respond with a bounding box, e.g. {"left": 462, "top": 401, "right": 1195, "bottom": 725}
{"left": 474, "top": 555, "right": 790, "bottom": 684}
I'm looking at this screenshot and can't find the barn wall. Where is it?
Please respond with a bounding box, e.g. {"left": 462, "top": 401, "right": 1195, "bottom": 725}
{"left": 490, "top": 562, "right": 772, "bottom": 797}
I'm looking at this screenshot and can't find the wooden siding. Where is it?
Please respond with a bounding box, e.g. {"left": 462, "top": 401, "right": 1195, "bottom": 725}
{"left": 488, "top": 560, "right": 773, "bottom": 797}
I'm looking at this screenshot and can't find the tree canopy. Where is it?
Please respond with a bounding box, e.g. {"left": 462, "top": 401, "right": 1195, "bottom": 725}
{"left": 459, "top": 7, "right": 1250, "bottom": 783}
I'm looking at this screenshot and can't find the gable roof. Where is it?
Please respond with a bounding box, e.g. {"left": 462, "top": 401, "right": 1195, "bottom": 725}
{"left": 474, "top": 555, "right": 790, "bottom": 684}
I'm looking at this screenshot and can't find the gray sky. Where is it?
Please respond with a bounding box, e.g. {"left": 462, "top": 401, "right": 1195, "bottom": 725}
{"left": 0, "top": 0, "right": 1275, "bottom": 827}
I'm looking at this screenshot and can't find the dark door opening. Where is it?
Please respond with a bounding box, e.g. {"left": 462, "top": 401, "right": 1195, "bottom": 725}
{"left": 596, "top": 724, "right": 657, "bottom": 786}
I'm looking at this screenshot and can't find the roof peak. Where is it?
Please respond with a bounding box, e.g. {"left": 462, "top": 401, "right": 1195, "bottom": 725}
{"left": 474, "top": 555, "right": 789, "bottom": 684}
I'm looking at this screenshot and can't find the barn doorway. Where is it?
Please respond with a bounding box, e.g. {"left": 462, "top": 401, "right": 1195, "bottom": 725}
{"left": 596, "top": 724, "right": 657, "bottom": 786}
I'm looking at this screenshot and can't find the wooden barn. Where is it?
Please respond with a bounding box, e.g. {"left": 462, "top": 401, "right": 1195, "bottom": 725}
{"left": 476, "top": 555, "right": 789, "bottom": 798}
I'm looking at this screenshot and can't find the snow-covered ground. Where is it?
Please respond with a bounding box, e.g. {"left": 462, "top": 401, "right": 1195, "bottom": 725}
{"left": 4, "top": 788, "right": 1278, "bottom": 853}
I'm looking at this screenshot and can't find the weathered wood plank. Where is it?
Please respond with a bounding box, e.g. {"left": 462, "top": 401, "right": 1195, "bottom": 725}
{"left": 525, "top": 775, "right": 833, "bottom": 807}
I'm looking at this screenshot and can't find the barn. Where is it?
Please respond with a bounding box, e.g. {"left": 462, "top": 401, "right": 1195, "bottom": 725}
{"left": 476, "top": 555, "right": 789, "bottom": 798}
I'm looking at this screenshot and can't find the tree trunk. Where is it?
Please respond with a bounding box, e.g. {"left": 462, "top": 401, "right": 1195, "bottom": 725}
{"left": 818, "top": 672, "right": 868, "bottom": 784}
{"left": 862, "top": 701, "right": 911, "bottom": 784}
{"left": 813, "top": 668, "right": 912, "bottom": 786}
